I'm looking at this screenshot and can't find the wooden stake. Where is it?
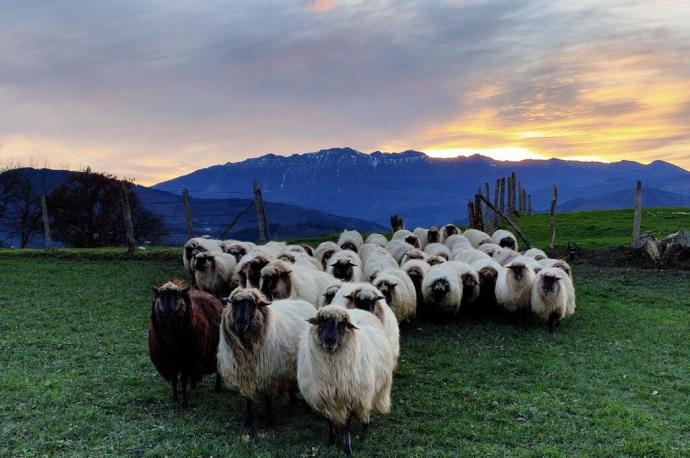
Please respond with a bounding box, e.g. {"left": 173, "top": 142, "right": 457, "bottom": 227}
{"left": 182, "top": 188, "right": 193, "bottom": 240}
{"left": 499, "top": 177, "right": 506, "bottom": 215}
{"left": 477, "top": 193, "right": 532, "bottom": 249}
{"left": 632, "top": 180, "right": 642, "bottom": 246}
{"left": 253, "top": 181, "right": 270, "bottom": 242}
{"left": 510, "top": 172, "right": 517, "bottom": 214}
{"left": 549, "top": 184, "right": 558, "bottom": 250}
{"left": 41, "top": 195, "right": 51, "bottom": 250}
{"left": 120, "top": 182, "right": 136, "bottom": 253}
{"left": 474, "top": 191, "right": 484, "bottom": 231}
{"left": 528, "top": 194, "right": 532, "bottom": 215}
{"left": 493, "top": 179, "right": 500, "bottom": 230}
{"left": 467, "top": 200, "right": 475, "bottom": 228}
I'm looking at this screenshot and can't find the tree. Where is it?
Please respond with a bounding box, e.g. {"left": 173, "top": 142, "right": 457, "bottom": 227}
{"left": 46, "top": 168, "right": 164, "bottom": 247}
{"left": 0, "top": 168, "right": 44, "bottom": 248}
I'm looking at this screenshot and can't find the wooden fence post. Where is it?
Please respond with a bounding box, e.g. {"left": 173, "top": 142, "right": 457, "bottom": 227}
{"left": 467, "top": 200, "right": 475, "bottom": 228}
{"left": 253, "top": 181, "right": 270, "bottom": 242}
{"left": 632, "top": 180, "right": 642, "bottom": 246}
{"left": 510, "top": 172, "right": 517, "bottom": 214}
{"left": 474, "top": 191, "right": 484, "bottom": 231}
{"left": 120, "top": 182, "right": 136, "bottom": 253}
{"left": 499, "top": 177, "right": 506, "bottom": 215}
{"left": 182, "top": 188, "right": 193, "bottom": 240}
{"left": 41, "top": 195, "right": 52, "bottom": 250}
{"left": 527, "top": 194, "right": 532, "bottom": 215}
{"left": 493, "top": 179, "right": 500, "bottom": 229}
{"left": 549, "top": 184, "right": 558, "bottom": 250}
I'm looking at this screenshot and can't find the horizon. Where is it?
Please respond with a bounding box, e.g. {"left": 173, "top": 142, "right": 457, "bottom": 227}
{"left": 2, "top": 1, "right": 689, "bottom": 185}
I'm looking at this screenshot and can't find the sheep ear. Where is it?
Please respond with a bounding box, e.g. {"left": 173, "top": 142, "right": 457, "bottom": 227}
{"left": 344, "top": 294, "right": 354, "bottom": 300}
{"left": 347, "top": 261, "right": 358, "bottom": 267}
{"left": 346, "top": 322, "right": 358, "bottom": 330}
{"left": 281, "top": 269, "right": 292, "bottom": 276}
{"left": 376, "top": 295, "right": 385, "bottom": 301}
{"left": 307, "top": 317, "right": 318, "bottom": 325}
{"left": 258, "top": 298, "right": 271, "bottom": 307}
{"left": 390, "top": 282, "right": 398, "bottom": 288}
{"left": 152, "top": 287, "right": 159, "bottom": 297}
{"left": 180, "top": 287, "right": 191, "bottom": 298}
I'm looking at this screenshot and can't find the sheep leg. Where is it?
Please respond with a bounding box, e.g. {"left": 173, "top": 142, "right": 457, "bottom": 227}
{"left": 171, "top": 375, "right": 179, "bottom": 403}
{"left": 327, "top": 421, "right": 337, "bottom": 447}
{"left": 342, "top": 414, "right": 353, "bottom": 455}
{"left": 180, "top": 375, "right": 189, "bottom": 407}
{"left": 244, "top": 399, "right": 255, "bottom": 430}
{"left": 263, "top": 394, "right": 274, "bottom": 428}
{"left": 215, "top": 373, "right": 222, "bottom": 392}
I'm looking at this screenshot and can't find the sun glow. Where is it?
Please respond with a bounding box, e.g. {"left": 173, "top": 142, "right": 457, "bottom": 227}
{"left": 423, "top": 146, "right": 546, "bottom": 161}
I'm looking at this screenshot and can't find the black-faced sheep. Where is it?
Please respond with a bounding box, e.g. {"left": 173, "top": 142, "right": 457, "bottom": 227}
{"left": 439, "top": 224, "right": 460, "bottom": 243}
{"left": 259, "top": 259, "right": 334, "bottom": 305}
{"left": 530, "top": 267, "right": 576, "bottom": 332}
{"left": 236, "top": 249, "right": 274, "bottom": 288}
{"left": 427, "top": 255, "right": 447, "bottom": 266}
{"left": 401, "top": 259, "right": 431, "bottom": 311}
{"left": 327, "top": 250, "right": 363, "bottom": 282}
{"left": 338, "top": 230, "right": 364, "bottom": 252}
{"left": 220, "top": 240, "right": 256, "bottom": 263}
{"left": 392, "top": 229, "right": 420, "bottom": 248}
{"left": 371, "top": 268, "right": 417, "bottom": 322}
{"left": 217, "top": 288, "right": 316, "bottom": 429}
{"left": 421, "top": 263, "right": 463, "bottom": 316}
{"left": 523, "top": 248, "right": 548, "bottom": 261}
{"left": 193, "top": 251, "right": 237, "bottom": 298}
{"left": 492, "top": 229, "right": 518, "bottom": 251}
{"left": 463, "top": 229, "right": 492, "bottom": 248}
{"left": 539, "top": 258, "right": 573, "bottom": 279}
{"left": 315, "top": 241, "right": 341, "bottom": 270}
{"left": 183, "top": 237, "right": 222, "bottom": 276}
{"left": 495, "top": 257, "right": 536, "bottom": 313}
{"left": 471, "top": 258, "right": 503, "bottom": 309}
{"left": 298, "top": 305, "right": 394, "bottom": 455}
{"left": 148, "top": 280, "right": 223, "bottom": 407}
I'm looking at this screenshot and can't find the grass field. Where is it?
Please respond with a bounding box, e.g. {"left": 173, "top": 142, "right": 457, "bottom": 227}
{"left": 1, "top": 253, "right": 689, "bottom": 456}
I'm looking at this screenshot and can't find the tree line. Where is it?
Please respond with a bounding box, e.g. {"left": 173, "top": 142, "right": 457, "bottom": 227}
{"left": 0, "top": 167, "right": 164, "bottom": 248}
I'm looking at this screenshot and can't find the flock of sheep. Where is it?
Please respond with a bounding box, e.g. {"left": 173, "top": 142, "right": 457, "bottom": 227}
{"left": 148, "top": 224, "right": 576, "bottom": 455}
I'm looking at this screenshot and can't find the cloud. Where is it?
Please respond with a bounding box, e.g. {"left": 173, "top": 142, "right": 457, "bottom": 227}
{"left": 0, "top": 0, "right": 689, "bottom": 184}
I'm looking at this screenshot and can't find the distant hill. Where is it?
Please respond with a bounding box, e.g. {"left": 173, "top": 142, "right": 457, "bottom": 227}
{"left": 0, "top": 168, "right": 385, "bottom": 247}
{"left": 559, "top": 187, "right": 690, "bottom": 212}
{"left": 154, "top": 148, "right": 690, "bottom": 227}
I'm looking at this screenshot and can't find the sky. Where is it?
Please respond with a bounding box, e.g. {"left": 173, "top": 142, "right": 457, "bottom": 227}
{"left": 1, "top": 0, "right": 689, "bottom": 185}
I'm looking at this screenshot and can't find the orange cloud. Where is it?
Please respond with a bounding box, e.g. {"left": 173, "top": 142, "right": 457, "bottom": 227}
{"left": 310, "top": 0, "right": 336, "bottom": 13}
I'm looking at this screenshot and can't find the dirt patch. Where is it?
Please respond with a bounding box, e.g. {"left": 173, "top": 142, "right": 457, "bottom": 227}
{"left": 547, "top": 246, "right": 690, "bottom": 271}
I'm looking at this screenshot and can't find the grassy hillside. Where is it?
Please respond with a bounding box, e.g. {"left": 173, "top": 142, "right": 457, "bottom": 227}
{"left": 1, "top": 255, "right": 688, "bottom": 456}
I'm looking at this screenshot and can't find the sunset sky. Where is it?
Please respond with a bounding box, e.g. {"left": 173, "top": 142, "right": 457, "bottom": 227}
{"left": 1, "top": 0, "right": 689, "bottom": 184}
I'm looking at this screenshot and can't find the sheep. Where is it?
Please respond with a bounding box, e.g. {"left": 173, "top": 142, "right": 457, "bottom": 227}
{"left": 220, "top": 240, "right": 256, "bottom": 263}
{"left": 423, "top": 242, "right": 451, "bottom": 260}
{"left": 439, "top": 224, "right": 460, "bottom": 243}
{"left": 421, "top": 263, "right": 463, "bottom": 316}
{"left": 471, "top": 258, "right": 503, "bottom": 309}
{"left": 371, "top": 268, "right": 417, "bottom": 322}
{"left": 331, "top": 283, "right": 400, "bottom": 368}
{"left": 513, "top": 255, "right": 543, "bottom": 274}
{"left": 496, "top": 248, "right": 519, "bottom": 266}
{"left": 148, "top": 280, "right": 223, "bottom": 407}
{"left": 262, "top": 241, "right": 287, "bottom": 256}
{"left": 477, "top": 243, "right": 503, "bottom": 259}
{"left": 338, "top": 230, "right": 364, "bottom": 252}
{"left": 400, "top": 248, "right": 428, "bottom": 266}
{"left": 444, "top": 261, "right": 480, "bottom": 308}
{"left": 183, "top": 237, "right": 222, "bottom": 276}
{"left": 327, "top": 250, "right": 363, "bottom": 283}
{"left": 453, "top": 248, "right": 491, "bottom": 265}
{"left": 539, "top": 258, "right": 573, "bottom": 279}
{"left": 495, "top": 257, "right": 537, "bottom": 313}
{"left": 444, "top": 234, "right": 472, "bottom": 251}
{"left": 386, "top": 240, "right": 415, "bottom": 264}
{"left": 392, "top": 229, "right": 420, "bottom": 248}
{"left": 492, "top": 229, "right": 519, "bottom": 251}
{"left": 414, "top": 226, "right": 440, "bottom": 249}
{"left": 463, "top": 229, "right": 492, "bottom": 248}
{"left": 315, "top": 241, "right": 341, "bottom": 270}
{"left": 278, "top": 250, "right": 323, "bottom": 271}
{"left": 217, "top": 288, "right": 317, "bottom": 429}
{"left": 236, "top": 248, "right": 275, "bottom": 288}
{"left": 427, "top": 255, "right": 447, "bottom": 266}
{"left": 530, "top": 267, "right": 576, "bottom": 332}
{"left": 259, "top": 259, "right": 334, "bottom": 305}
{"left": 364, "top": 233, "right": 388, "bottom": 247}
{"left": 193, "top": 251, "right": 237, "bottom": 298}
{"left": 363, "top": 251, "right": 399, "bottom": 282}
{"left": 358, "top": 243, "right": 388, "bottom": 265}
{"left": 524, "top": 248, "right": 548, "bottom": 261}
{"left": 298, "top": 305, "right": 394, "bottom": 455}
{"left": 322, "top": 280, "right": 344, "bottom": 307}
{"left": 283, "top": 244, "right": 309, "bottom": 255}
{"left": 401, "top": 259, "right": 430, "bottom": 310}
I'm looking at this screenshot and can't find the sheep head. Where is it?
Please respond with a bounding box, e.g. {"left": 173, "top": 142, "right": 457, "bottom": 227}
{"left": 430, "top": 278, "right": 450, "bottom": 301}
{"left": 443, "top": 225, "right": 458, "bottom": 237}
{"left": 225, "top": 244, "right": 247, "bottom": 263}
{"left": 259, "top": 260, "right": 292, "bottom": 301}
{"left": 330, "top": 258, "right": 357, "bottom": 282}
{"left": 499, "top": 237, "right": 517, "bottom": 251}
{"left": 373, "top": 278, "right": 397, "bottom": 305}
{"left": 339, "top": 241, "right": 358, "bottom": 253}
{"left": 223, "top": 288, "right": 270, "bottom": 334}
{"left": 540, "top": 272, "right": 561, "bottom": 295}
{"left": 404, "top": 235, "right": 420, "bottom": 248}
{"left": 308, "top": 306, "right": 357, "bottom": 353}
{"left": 427, "top": 255, "right": 446, "bottom": 266}
{"left": 241, "top": 255, "right": 270, "bottom": 287}
{"left": 321, "top": 249, "right": 338, "bottom": 269}
{"left": 428, "top": 226, "right": 440, "bottom": 244}
{"left": 193, "top": 252, "right": 216, "bottom": 272}
{"left": 322, "top": 284, "right": 341, "bottom": 306}
{"left": 344, "top": 288, "right": 384, "bottom": 314}
{"left": 152, "top": 281, "right": 190, "bottom": 317}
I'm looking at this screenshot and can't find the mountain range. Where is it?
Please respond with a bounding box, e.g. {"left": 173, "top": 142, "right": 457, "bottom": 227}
{"left": 155, "top": 147, "right": 690, "bottom": 227}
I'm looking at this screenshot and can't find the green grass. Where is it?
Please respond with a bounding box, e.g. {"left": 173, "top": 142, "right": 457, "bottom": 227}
{"left": 1, "top": 255, "right": 689, "bottom": 456}
{"left": 513, "top": 207, "right": 690, "bottom": 249}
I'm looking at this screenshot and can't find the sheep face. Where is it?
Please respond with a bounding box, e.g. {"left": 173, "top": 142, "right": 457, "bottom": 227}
{"left": 340, "top": 241, "right": 358, "bottom": 252}
{"left": 430, "top": 278, "right": 450, "bottom": 302}
{"left": 540, "top": 272, "right": 561, "bottom": 295}
{"left": 461, "top": 273, "right": 479, "bottom": 304}
{"left": 443, "top": 225, "right": 458, "bottom": 237}
{"left": 477, "top": 238, "right": 492, "bottom": 247}
{"left": 404, "top": 235, "right": 420, "bottom": 248}
{"left": 322, "top": 285, "right": 341, "bottom": 306}
{"left": 330, "top": 259, "right": 357, "bottom": 282}
{"left": 428, "top": 227, "right": 439, "bottom": 244}
{"left": 152, "top": 285, "right": 190, "bottom": 317}
{"left": 224, "top": 290, "right": 270, "bottom": 334}
{"left": 193, "top": 253, "right": 215, "bottom": 272}
{"left": 345, "top": 289, "right": 384, "bottom": 314}
{"left": 241, "top": 256, "right": 270, "bottom": 288}
{"left": 259, "top": 268, "right": 291, "bottom": 301}
{"left": 308, "top": 314, "right": 357, "bottom": 353}
{"left": 321, "top": 249, "right": 337, "bottom": 269}
{"left": 427, "top": 256, "right": 446, "bottom": 266}
{"left": 499, "top": 237, "right": 516, "bottom": 251}
{"left": 508, "top": 264, "right": 527, "bottom": 281}
{"left": 227, "top": 245, "right": 248, "bottom": 263}
{"left": 373, "top": 279, "right": 397, "bottom": 306}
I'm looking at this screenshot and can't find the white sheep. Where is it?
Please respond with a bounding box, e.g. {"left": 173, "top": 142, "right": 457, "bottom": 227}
{"left": 193, "top": 251, "right": 238, "bottom": 298}
{"left": 471, "top": 258, "right": 503, "bottom": 308}
{"left": 331, "top": 282, "right": 399, "bottom": 368}
{"left": 463, "top": 229, "right": 493, "bottom": 248}
{"left": 338, "top": 230, "right": 364, "bottom": 252}
{"left": 358, "top": 243, "right": 388, "bottom": 265}
{"left": 512, "top": 255, "right": 543, "bottom": 274}
{"left": 413, "top": 226, "right": 440, "bottom": 249}
{"left": 220, "top": 240, "right": 256, "bottom": 263}
{"left": 217, "top": 288, "right": 317, "bottom": 429}
{"left": 530, "top": 267, "right": 576, "bottom": 332}
{"left": 364, "top": 233, "right": 388, "bottom": 247}
{"left": 385, "top": 240, "right": 415, "bottom": 264}
{"left": 495, "top": 257, "right": 536, "bottom": 313}
{"left": 423, "top": 242, "right": 451, "bottom": 260}
{"left": 298, "top": 305, "right": 394, "bottom": 455}
{"left": 315, "top": 241, "right": 341, "bottom": 270}
{"left": 439, "top": 224, "right": 461, "bottom": 243}
{"left": 443, "top": 261, "right": 480, "bottom": 307}
{"left": 400, "top": 248, "right": 428, "bottom": 266}
{"left": 321, "top": 280, "right": 344, "bottom": 307}
{"left": 523, "top": 248, "right": 548, "bottom": 261}
{"left": 236, "top": 248, "right": 275, "bottom": 288}
{"left": 401, "top": 259, "right": 430, "bottom": 308}
{"left": 453, "top": 248, "right": 491, "bottom": 265}
{"left": 492, "top": 229, "right": 518, "bottom": 251}
{"left": 444, "top": 234, "right": 472, "bottom": 251}
{"left": 392, "top": 229, "right": 420, "bottom": 248}
{"left": 371, "top": 268, "right": 417, "bottom": 322}
{"left": 183, "top": 237, "right": 222, "bottom": 275}
{"left": 277, "top": 250, "right": 323, "bottom": 271}
{"left": 539, "top": 258, "right": 573, "bottom": 279}
{"left": 421, "top": 263, "right": 463, "bottom": 316}
{"left": 259, "top": 259, "right": 334, "bottom": 305}
{"left": 496, "top": 247, "right": 519, "bottom": 266}
{"left": 477, "top": 243, "right": 503, "bottom": 259}
{"left": 327, "top": 250, "right": 363, "bottom": 283}
{"left": 363, "top": 251, "right": 399, "bottom": 283}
